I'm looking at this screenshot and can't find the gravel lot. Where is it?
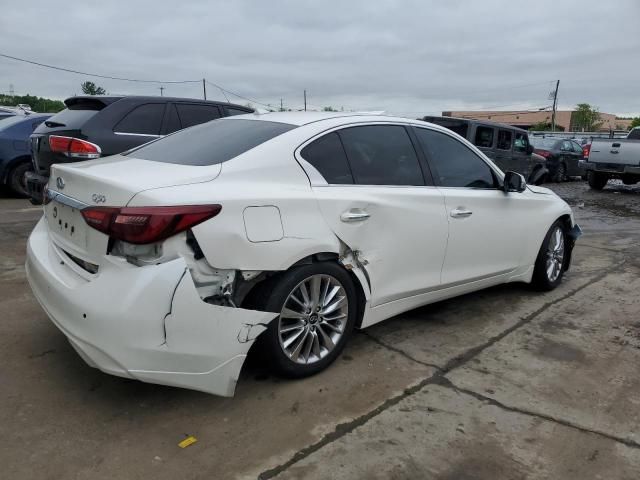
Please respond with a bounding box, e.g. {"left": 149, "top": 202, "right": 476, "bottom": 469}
{"left": 1, "top": 180, "right": 639, "bottom": 480}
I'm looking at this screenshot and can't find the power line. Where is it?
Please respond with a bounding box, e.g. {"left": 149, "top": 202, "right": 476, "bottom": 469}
{"left": 0, "top": 52, "right": 201, "bottom": 84}
{"left": 206, "top": 80, "right": 273, "bottom": 108}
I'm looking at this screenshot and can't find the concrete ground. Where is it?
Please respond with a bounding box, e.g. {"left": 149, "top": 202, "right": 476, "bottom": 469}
{"left": 1, "top": 180, "right": 639, "bottom": 479}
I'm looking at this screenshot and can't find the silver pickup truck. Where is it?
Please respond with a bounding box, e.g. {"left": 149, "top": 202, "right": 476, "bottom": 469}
{"left": 582, "top": 127, "right": 640, "bottom": 189}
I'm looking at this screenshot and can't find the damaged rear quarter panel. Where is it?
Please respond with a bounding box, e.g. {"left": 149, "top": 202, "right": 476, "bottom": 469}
{"left": 137, "top": 266, "right": 278, "bottom": 397}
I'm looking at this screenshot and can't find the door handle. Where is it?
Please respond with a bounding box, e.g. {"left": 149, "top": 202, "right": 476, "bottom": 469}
{"left": 450, "top": 208, "right": 473, "bottom": 218}
{"left": 341, "top": 209, "right": 370, "bottom": 223}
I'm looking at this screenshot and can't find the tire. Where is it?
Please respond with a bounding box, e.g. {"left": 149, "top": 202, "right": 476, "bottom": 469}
{"left": 7, "top": 160, "right": 31, "bottom": 197}
{"left": 552, "top": 163, "right": 566, "bottom": 183}
{"left": 587, "top": 171, "right": 608, "bottom": 190}
{"left": 252, "top": 262, "right": 358, "bottom": 378}
{"left": 532, "top": 220, "right": 567, "bottom": 291}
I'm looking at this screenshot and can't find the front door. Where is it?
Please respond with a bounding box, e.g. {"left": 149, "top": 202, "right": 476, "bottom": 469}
{"left": 412, "top": 126, "right": 527, "bottom": 285}
{"left": 298, "top": 124, "right": 449, "bottom": 307}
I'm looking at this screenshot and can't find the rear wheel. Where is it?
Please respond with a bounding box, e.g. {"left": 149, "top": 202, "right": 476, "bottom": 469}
{"left": 587, "top": 171, "right": 608, "bottom": 190}
{"left": 7, "top": 160, "right": 31, "bottom": 197}
{"left": 552, "top": 163, "right": 566, "bottom": 183}
{"left": 532, "top": 221, "right": 567, "bottom": 291}
{"left": 254, "top": 262, "right": 357, "bottom": 378}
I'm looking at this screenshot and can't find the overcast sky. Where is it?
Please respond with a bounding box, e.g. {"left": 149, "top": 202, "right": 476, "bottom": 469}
{"left": 1, "top": 0, "right": 639, "bottom": 116}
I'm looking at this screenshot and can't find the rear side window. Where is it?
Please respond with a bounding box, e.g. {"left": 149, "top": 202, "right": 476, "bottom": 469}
{"left": 226, "top": 107, "right": 251, "bottom": 116}
{"left": 126, "top": 119, "right": 296, "bottom": 166}
{"left": 415, "top": 128, "right": 496, "bottom": 189}
{"left": 338, "top": 125, "right": 424, "bottom": 186}
{"left": 497, "top": 130, "right": 513, "bottom": 150}
{"left": 176, "top": 104, "right": 221, "bottom": 128}
{"left": 300, "top": 132, "right": 354, "bottom": 184}
{"left": 115, "top": 104, "right": 165, "bottom": 135}
{"left": 474, "top": 126, "right": 494, "bottom": 148}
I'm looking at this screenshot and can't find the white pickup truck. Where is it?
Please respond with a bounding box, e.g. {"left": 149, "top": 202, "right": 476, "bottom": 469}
{"left": 582, "top": 127, "right": 640, "bottom": 189}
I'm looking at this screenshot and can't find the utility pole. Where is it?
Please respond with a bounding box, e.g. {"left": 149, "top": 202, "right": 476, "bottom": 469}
{"left": 304, "top": 90, "right": 307, "bottom": 111}
{"left": 158, "top": 86, "right": 165, "bottom": 96}
{"left": 202, "top": 79, "right": 207, "bottom": 100}
{"left": 280, "top": 98, "right": 283, "bottom": 111}
{"left": 551, "top": 79, "right": 560, "bottom": 132}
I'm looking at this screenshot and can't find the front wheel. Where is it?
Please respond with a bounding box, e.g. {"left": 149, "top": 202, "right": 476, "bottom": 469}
{"left": 254, "top": 262, "right": 358, "bottom": 378}
{"left": 532, "top": 221, "right": 567, "bottom": 291}
{"left": 552, "top": 163, "right": 566, "bottom": 183}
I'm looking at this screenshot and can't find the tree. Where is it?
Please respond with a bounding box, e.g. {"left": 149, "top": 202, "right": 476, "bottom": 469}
{"left": 530, "top": 121, "right": 552, "bottom": 131}
{"left": 630, "top": 117, "right": 640, "bottom": 130}
{"left": 323, "top": 106, "right": 337, "bottom": 112}
{"left": 80, "top": 81, "right": 106, "bottom": 95}
{"left": 572, "top": 103, "right": 602, "bottom": 131}
{"left": 0, "top": 94, "right": 65, "bottom": 113}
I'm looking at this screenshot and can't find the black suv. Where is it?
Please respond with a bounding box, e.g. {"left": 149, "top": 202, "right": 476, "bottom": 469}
{"left": 420, "top": 116, "right": 548, "bottom": 185}
{"left": 27, "top": 95, "right": 253, "bottom": 202}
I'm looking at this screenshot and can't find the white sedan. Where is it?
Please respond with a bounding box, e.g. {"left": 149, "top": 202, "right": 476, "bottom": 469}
{"left": 26, "top": 112, "right": 581, "bottom": 396}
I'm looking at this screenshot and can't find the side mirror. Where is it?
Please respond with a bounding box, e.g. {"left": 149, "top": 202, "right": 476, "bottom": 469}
{"left": 526, "top": 144, "right": 534, "bottom": 155}
{"left": 503, "top": 171, "right": 526, "bottom": 193}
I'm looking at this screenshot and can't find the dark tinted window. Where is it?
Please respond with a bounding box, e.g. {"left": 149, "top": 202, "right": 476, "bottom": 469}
{"left": 474, "top": 126, "right": 494, "bottom": 148}
{"left": 115, "top": 103, "right": 165, "bottom": 135}
{"left": 300, "top": 132, "right": 354, "bottom": 184}
{"left": 163, "top": 104, "right": 181, "bottom": 134}
{"left": 423, "top": 118, "right": 469, "bottom": 138}
{"left": 497, "top": 130, "right": 513, "bottom": 150}
{"left": 571, "top": 141, "right": 583, "bottom": 154}
{"left": 43, "top": 108, "right": 99, "bottom": 129}
{"left": 628, "top": 128, "right": 640, "bottom": 140}
{"left": 338, "top": 125, "right": 423, "bottom": 186}
{"left": 226, "top": 107, "right": 251, "bottom": 116}
{"left": 415, "top": 128, "right": 496, "bottom": 188}
{"left": 126, "top": 119, "right": 296, "bottom": 166}
{"left": 176, "top": 104, "right": 221, "bottom": 128}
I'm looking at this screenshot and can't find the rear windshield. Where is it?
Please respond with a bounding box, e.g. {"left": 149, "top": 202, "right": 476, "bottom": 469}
{"left": 530, "top": 137, "right": 557, "bottom": 148}
{"left": 126, "top": 119, "right": 296, "bottom": 166}
{"left": 42, "top": 108, "right": 99, "bottom": 129}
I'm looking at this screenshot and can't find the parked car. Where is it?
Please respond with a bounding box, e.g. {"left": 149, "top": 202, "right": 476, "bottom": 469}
{"left": 0, "top": 114, "right": 51, "bottom": 196}
{"left": 0, "top": 107, "right": 17, "bottom": 121}
{"left": 582, "top": 127, "right": 640, "bottom": 189}
{"left": 26, "top": 112, "right": 581, "bottom": 397}
{"left": 419, "top": 116, "right": 548, "bottom": 185}
{"left": 26, "top": 95, "right": 254, "bottom": 203}
{"left": 529, "top": 137, "right": 586, "bottom": 182}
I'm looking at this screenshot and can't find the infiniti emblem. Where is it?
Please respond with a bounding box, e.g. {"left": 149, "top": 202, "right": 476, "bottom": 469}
{"left": 56, "top": 177, "right": 65, "bottom": 190}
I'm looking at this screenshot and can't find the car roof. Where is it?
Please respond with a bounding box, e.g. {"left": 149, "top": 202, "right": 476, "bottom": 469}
{"left": 421, "top": 115, "right": 529, "bottom": 134}
{"left": 224, "top": 111, "right": 428, "bottom": 127}
{"left": 64, "top": 95, "right": 252, "bottom": 109}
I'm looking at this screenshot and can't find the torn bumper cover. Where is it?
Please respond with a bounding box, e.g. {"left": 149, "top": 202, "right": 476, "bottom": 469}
{"left": 25, "top": 218, "right": 278, "bottom": 397}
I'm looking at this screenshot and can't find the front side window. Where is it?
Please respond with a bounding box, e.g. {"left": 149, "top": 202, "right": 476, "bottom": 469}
{"left": 514, "top": 132, "right": 529, "bottom": 152}
{"left": 176, "top": 104, "right": 221, "bottom": 129}
{"left": 414, "top": 128, "right": 496, "bottom": 189}
{"left": 114, "top": 103, "right": 165, "bottom": 135}
{"left": 474, "top": 126, "right": 494, "bottom": 148}
{"left": 561, "top": 140, "right": 573, "bottom": 151}
{"left": 338, "top": 125, "right": 424, "bottom": 186}
{"left": 497, "top": 130, "right": 513, "bottom": 150}
{"left": 300, "top": 132, "right": 354, "bottom": 184}
{"left": 571, "top": 142, "right": 583, "bottom": 154}
{"left": 126, "top": 119, "right": 295, "bottom": 165}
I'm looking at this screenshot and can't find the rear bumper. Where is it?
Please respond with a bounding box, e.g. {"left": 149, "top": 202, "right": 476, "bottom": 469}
{"left": 25, "top": 217, "right": 277, "bottom": 396}
{"left": 580, "top": 160, "right": 640, "bottom": 175}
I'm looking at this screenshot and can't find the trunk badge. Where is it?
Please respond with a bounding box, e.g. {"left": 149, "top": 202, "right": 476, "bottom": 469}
{"left": 56, "top": 177, "right": 65, "bottom": 190}
{"left": 92, "top": 194, "right": 106, "bottom": 204}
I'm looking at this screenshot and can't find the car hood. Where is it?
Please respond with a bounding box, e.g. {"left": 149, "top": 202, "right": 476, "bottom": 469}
{"left": 48, "top": 155, "right": 222, "bottom": 206}
{"left": 527, "top": 185, "right": 554, "bottom": 195}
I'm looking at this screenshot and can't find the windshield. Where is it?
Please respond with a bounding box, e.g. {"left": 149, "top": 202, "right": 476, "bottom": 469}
{"left": 529, "top": 137, "right": 557, "bottom": 149}
{"left": 126, "top": 118, "right": 296, "bottom": 166}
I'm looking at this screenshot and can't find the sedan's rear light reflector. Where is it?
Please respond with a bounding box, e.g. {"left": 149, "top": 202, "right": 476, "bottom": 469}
{"left": 49, "top": 135, "right": 101, "bottom": 159}
{"left": 81, "top": 205, "right": 222, "bottom": 244}
{"left": 583, "top": 144, "right": 591, "bottom": 158}
{"left": 534, "top": 149, "right": 551, "bottom": 158}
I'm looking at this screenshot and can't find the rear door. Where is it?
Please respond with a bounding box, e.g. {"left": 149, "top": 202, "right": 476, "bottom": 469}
{"left": 175, "top": 103, "right": 222, "bottom": 129}
{"left": 472, "top": 125, "right": 497, "bottom": 163}
{"left": 111, "top": 103, "right": 166, "bottom": 152}
{"left": 413, "top": 126, "right": 528, "bottom": 285}
{"left": 299, "top": 123, "right": 449, "bottom": 307}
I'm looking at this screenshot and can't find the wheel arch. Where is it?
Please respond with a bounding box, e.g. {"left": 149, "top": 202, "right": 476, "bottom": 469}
{"left": 1, "top": 154, "right": 31, "bottom": 184}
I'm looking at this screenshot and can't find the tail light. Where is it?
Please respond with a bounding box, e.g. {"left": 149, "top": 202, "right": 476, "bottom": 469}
{"left": 49, "top": 135, "right": 101, "bottom": 159}
{"left": 583, "top": 144, "right": 591, "bottom": 158}
{"left": 81, "top": 205, "right": 222, "bottom": 244}
{"left": 534, "top": 149, "right": 552, "bottom": 158}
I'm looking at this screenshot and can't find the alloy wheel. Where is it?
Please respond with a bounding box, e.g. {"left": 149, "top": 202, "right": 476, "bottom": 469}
{"left": 545, "top": 226, "right": 565, "bottom": 282}
{"left": 278, "top": 274, "right": 348, "bottom": 365}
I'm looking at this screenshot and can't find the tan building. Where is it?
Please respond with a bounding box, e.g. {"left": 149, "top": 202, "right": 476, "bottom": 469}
{"left": 442, "top": 110, "right": 633, "bottom": 132}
